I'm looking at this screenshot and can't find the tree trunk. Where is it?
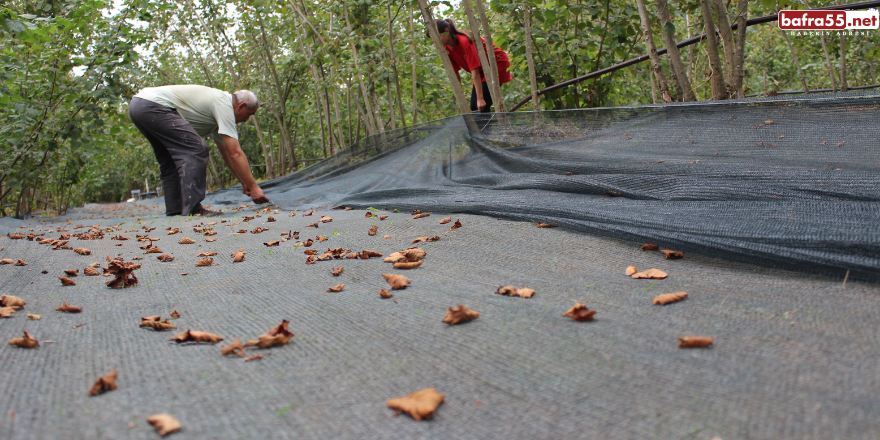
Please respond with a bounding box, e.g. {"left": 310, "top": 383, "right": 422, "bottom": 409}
{"left": 700, "top": 0, "right": 727, "bottom": 100}
{"left": 820, "top": 33, "right": 838, "bottom": 92}
{"left": 417, "top": 0, "right": 472, "bottom": 115}
{"left": 522, "top": 3, "right": 541, "bottom": 111}
{"left": 474, "top": 0, "right": 506, "bottom": 111}
{"left": 779, "top": 29, "right": 809, "bottom": 94}
{"left": 387, "top": 3, "right": 407, "bottom": 128}
{"left": 840, "top": 33, "right": 848, "bottom": 92}
{"left": 463, "top": 0, "right": 503, "bottom": 111}
{"left": 636, "top": 0, "right": 673, "bottom": 102}
{"left": 655, "top": 0, "right": 696, "bottom": 101}
{"left": 686, "top": 13, "right": 695, "bottom": 81}
{"left": 409, "top": 4, "right": 419, "bottom": 125}
{"left": 343, "top": 3, "right": 382, "bottom": 134}
{"left": 731, "top": 0, "right": 749, "bottom": 98}
{"left": 254, "top": 16, "right": 298, "bottom": 169}
{"left": 711, "top": 0, "right": 736, "bottom": 93}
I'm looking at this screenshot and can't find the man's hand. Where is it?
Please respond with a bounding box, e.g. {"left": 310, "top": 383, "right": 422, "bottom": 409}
{"left": 242, "top": 185, "right": 251, "bottom": 196}
{"left": 249, "top": 186, "right": 270, "bottom": 204}
{"left": 477, "top": 98, "right": 488, "bottom": 112}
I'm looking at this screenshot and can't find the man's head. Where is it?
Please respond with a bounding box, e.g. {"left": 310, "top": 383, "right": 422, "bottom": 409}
{"left": 232, "top": 90, "right": 259, "bottom": 123}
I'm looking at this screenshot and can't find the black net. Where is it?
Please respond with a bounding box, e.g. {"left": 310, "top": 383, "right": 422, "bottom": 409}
{"left": 207, "top": 91, "right": 880, "bottom": 280}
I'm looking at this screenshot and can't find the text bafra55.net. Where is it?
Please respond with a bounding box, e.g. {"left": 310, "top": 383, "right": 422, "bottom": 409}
{"left": 778, "top": 9, "right": 879, "bottom": 30}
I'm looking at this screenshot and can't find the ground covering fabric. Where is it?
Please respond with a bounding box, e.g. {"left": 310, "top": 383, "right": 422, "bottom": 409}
{"left": 208, "top": 91, "right": 880, "bottom": 280}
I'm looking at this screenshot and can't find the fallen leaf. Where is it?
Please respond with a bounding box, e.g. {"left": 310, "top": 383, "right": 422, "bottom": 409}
{"left": 14, "top": 259, "right": 26, "bottom": 266}
{"left": 221, "top": 338, "right": 246, "bottom": 357}
{"left": 140, "top": 316, "right": 177, "bottom": 331}
{"left": 439, "top": 217, "right": 452, "bottom": 224}
{"left": 74, "top": 248, "right": 91, "bottom": 255}
{"left": 836, "top": 141, "right": 844, "bottom": 147}
{"left": 206, "top": 238, "right": 217, "bottom": 242}
{"left": 625, "top": 265, "right": 637, "bottom": 276}
{"left": 264, "top": 240, "right": 280, "bottom": 247}
{"left": 412, "top": 210, "right": 422, "bottom": 215}
{"left": 8, "top": 330, "right": 39, "bottom": 348}
{"left": 641, "top": 244, "right": 659, "bottom": 251}
{"left": 56, "top": 301, "right": 82, "bottom": 313}
{"left": 365, "top": 212, "right": 374, "bottom": 218}
{"left": 157, "top": 254, "right": 174, "bottom": 262}
{"left": 387, "top": 388, "right": 445, "bottom": 421}
{"left": 764, "top": 119, "right": 774, "bottom": 125}
{"left": 170, "top": 310, "right": 181, "bottom": 319}
{"left": 625, "top": 133, "right": 632, "bottom": 139}
{"left": 495, "top": 286, "right": 535, "bottom": 298}
{"left": 394, "top": 261, "right": 423, "bottom": 269}
{"left": 87, "top": 370, "right": 118, "bottom": 396}
{"left": 0, "top": 307, "right": 17, "bottom": 318}
{"left": 304, "top": 249, "right": 318, "bottom": 255}
{"left": 383, "top": 273, "right": 411, "bottom": 290}
{"left": 244, "top": 354, "right": 264, "bottom": 362}
{"left": 306, "top": 222, "right": 319, "bottom": 228}
{"left": 316, "top": 235, "right": 328, "bottom": 242}
{"left": 678, "top": 336, "right": 714, "bottom": 348}
{"left": 59, "top": 276, "right": 76, "bottom": 286}
{"left": 195, "top": 257, "right": 213, "bottom": 267}
{"left": 104, "top": 260, "right": 140, "bottom": 288}
{"left": 64, "top": 269, "right": 79, "bottom": 277}
{"left": 536, "top": 223, "right": 556, "bottom": 228}
{"left": 653, "top": 292, "right": 688, "bottom": 305}
{"left": 303, "top": 207, "right": 314, "bottom": 216}
{"left": 326, "top": 283, "right": 346, "bottom": 293}
{"left": 245, "top": 320, "right": 294, "bottom": 348}
{"left": 443, "top": 304, "right": 480, "bottom": 325}
{"left": 146, "top": 247, "right": 164, "bottom": 254}
{"left": 412, "top": 213, "right": 431, "bottom": 219}
{"left": 197, "top": 251, "right": 217, "bottom": 257}
{"left": 332, "top": 267, "right": 343, "bottom": 276}
{"left": 146, "top": 414, "right": 182, "bottom": 437}
{"left": 302, "top": 239, "right": 313, "bottom": 247}
{"left": 320, "top": 216, "right": 333, "bottom": 223}
{"left": 562, "top": 303, "right": 596, "bottom": 321}
{"left": 1, "top": 295, "right": 26, "bottom": 309}
{"left": 368, "top": 225, "right": 378, "bottom": 236}
{"left": 0, "top": 259, "right": 14, "bottom": 264}
{"left": 27, "top": 314, "right": 41, "bottom": 320}
{"left": 660, "top": 250, "right": 684, "bottom": 259}
{"left": 379, "top": 289, "right": 392, "bottom": 298}
{"left": 167, "top": 228, "right": 180, "bottom": 235}
{"left": 631, "top": 268, "right": 668, "bottom": 279}
{"left": 449, "top": 220, "right": 462, "bottom": 231}
{"left": 178, "top": 237, "right": 195, "bottom": 244}
{"left": 267, "top": 216, "right": 276, "bottom": 222}
{"left": 383, "top": 235, "right": 391, "bottom": 239}
{"left": 358, "top": 250, "right": 383, "bottom": 259}
{"left": 232, "top": 249, "right": 246, "bottom": 263}
{"left": 251, "top": 227, "right": 268, "bottom": 234}
{"left": 169, "top": 330, "right": 223, "bottom": 344}
{"left": 378, "top": 215, "right": 388, "bottom": 220}
{"left": 411, "top": 236, "right": 439, "bottom": 244}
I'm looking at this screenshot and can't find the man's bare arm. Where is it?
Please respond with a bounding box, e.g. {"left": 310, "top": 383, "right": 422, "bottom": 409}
{"left": 214, "top": 138, "right": 244, "bottom": 184}
{"left": 215, "top": 135, "right": 269, "bottom": 204}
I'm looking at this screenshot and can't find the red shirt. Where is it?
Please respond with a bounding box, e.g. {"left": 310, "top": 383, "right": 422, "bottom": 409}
{"left": 445, "top": 34, "right": 512, "bottom": 84}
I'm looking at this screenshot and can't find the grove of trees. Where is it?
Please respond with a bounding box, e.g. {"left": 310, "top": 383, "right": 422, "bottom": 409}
{"left": 2, "top": 0, "right": 878, "bottom": 217}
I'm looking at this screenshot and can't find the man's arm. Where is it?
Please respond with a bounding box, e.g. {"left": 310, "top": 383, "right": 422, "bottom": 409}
{"left": 213, "top": 135, "right": 269, "bottom": 204}
{"left": 471, "top": 67, "right": 486, "bottom": 111}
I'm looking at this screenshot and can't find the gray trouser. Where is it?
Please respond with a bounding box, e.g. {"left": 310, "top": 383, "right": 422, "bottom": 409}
{"left": 129, "top": 97, "right": 208, "bottom": 216}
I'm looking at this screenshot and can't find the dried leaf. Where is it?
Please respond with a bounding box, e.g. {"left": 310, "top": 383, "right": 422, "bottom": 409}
{"left": 836, "top": 141, "right": 845, "bottom": 147}
{"left": 365, "top": 211, "right": 374, "bottom": 218}
{"left": 439, "top": 217, "right": 452, "bottom": 224}
{"left": 562, "top": 303, "right": 596, "bottom": 321}
{"left": 411, "top": 236, "right": 439, "bottom": 244}
{"left": 631, "top": 268, "right": 668, "bottom": 279}
{"left": 387, "top": 388, "right": 445, "bottom": 421}
{"left": 412, "top": 210, "right": 422, "bottom": 215}
{"left": 306, "top": 222, "right": 319, "bottom": 228}
{"left": 178, "top": 237, "right": 195, "bottom": 244}
{"left": 394, "top": 261, "right": 423, "bottom": 269}
{"left": 146, "top": 247, "right": 164, "bottom": 254}
{"left": 383, "top": 235, "right": 391, "bottom": 239}
{"left": 232, "top": 249, "right": 246, "bottom": 263}
{"left": 443, "top": 304, "right": 480, "bottom": 325}
{"left": 625, "top": 265, "right": 637, "bottom": 276}
{"left": 195, "top": 257, "right": 213, "bottom": 267}
{"left": 383, "top": 252, "right": 404, "bottom": 263}
{"left": 140, "top": 317, "right": 177, "bottom": 331}
{"left": 368, "top": 225, "right": 378, "bottom": 236}
{"left": 87, "top": 370, "right": 118, "bottom": 396}
{"left": 245, "top": 320, "right": 294, "bottom": 348}
{"left": 167, "top": 228, "right": 180, "bottom": 235}
{"left": 9, "top": 330, "right": 39, "bottom": 348}
{"left": 0, "top": 259, "right": 14, "bottom": 264}
{"left": 495, "top": 286, "right": 535, "bottom": 298}
{"left": 251, "top": 227, "right": 268, "bottom": 234}
{"left": 157, "top": 254, "right": 174, "bottom": 262}
{"left": 169, "top": 330, "right": 223, "bottom": 344}
{"left": 146, "top": 414, "right": 182, "bottom": 437}
{"left": 206, "top": 238, "right": 217, "bottom": 242}
{"left": 316, "top": 235, "right": 328, "bottom": 242}
{"left": 332, "top": 266, "right": 343, "bottom": 276}
{"left": 55, "top": 301, "right": 82, "bottom": 313}
{"left": 358, "top": 250, "right": 383, "bottom": 259}
{"left": 303, "top": 207, "right": 314, "bottom": 216}
{"left": 170, "top": 310, "right": 181, "bottom": 319}
{"left": 1, "top": 295, "right": 26, "bottom": 310}
{"left": 383, "top": 273, "right": 411, "bottom": 290}
{"left": 764, "top": 119, "right": 774, "bottom": 125}
{"left": 379, "top": 289, "right": 392, "bottom": 299}
{"left": 0, "top": 307, "right": 17, "bottom": 318}
{"left": 302, "top": 238, "right": 313, "bottom": 247}
{"left": 449, "top": 220, "right": 462, "bottom": 231}
{"left": 104, "top": 260, "right": 140, "bottom": 289}
{"left": 197, "top": 251, "right": 217, "bottom": 257}
{"left": 74, "top": 248, "right": 92, "bottom": 255}
{"left": 678, "top": 336, "right": 714, "bottom": 348}
{"left": 64, "top": 269, "right": 79, "bottom": 277}
{"left": 412, "top": 213, "right": 431, "bottom": 219}
{"left": 653, "top": 292, "right": 688, "bottom": 305}
{"left": 320, "top": 216, "right": 333, "bottom": 223}
{"left": 221, "top": 337, "right": 246, "bottom": 357}
{"left": 661, "top": 250, "right": 684, "bottom": 259}
{"left": 84, "top": 267, "right": 100, "bottom": 276}
{"left": 378, "top": 215, "right": 388, "bottom": 220}
{"left": 264, "top": 240, "right": 280, "bottom": 247}
{"left": 641, "top": 244, "right": 659, "bottom": 251}
{"left": 327, "top": 283, "right": 345, "bottom": 292}
{"left": 27, "top": 314, "right": 40, "bottom": 320}
{"left": 536, "top": 222, "right": 556, "bottom": 228}
{"left": 304, "top": 249, "right": 318, "bottom": 255}
{"left": 59, "top": 276, "right": 76, "bottom": 286}
{"left": 267, "top": 216, "right": 276, "bottom": 222}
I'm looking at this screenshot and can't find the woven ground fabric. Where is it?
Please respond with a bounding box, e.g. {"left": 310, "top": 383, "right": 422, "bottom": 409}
{"left": 207, "top": 91, "right": 880, "bottom": 281}
{"left": 0, "top": 204, "right": 879, "bottom": 439}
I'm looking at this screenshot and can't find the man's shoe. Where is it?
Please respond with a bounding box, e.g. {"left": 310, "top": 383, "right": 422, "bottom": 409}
{"left": 195, "top": 208, "right": 223, "bottom": 217}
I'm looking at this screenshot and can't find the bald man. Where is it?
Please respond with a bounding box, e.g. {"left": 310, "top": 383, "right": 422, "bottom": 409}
{"left": 129, "top": 85, "right": 269, "bottom": 217}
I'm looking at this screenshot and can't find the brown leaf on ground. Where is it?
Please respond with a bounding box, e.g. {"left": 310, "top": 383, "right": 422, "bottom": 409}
{"left": 0, "top": 258, "right": 14, "bottom": 264}
{"left": 378, "top": 215, "right": 388, "bottom": 220}
{"left": 306, "top": 255, "right": 317, "bottom": 264}
{"left": 55, "top": 301, "right": 82, "bottom": 313}
{"left": 197, "top": 251, "right": 217, "bottom": 257}
{"left": 84, "top": 267, "right": 100, "bottom": 275}
{"left": 332, "top": 266, "right": 343, "bottom": 276}
{"left": 177, "top": 237, "right": 195, "bottom": 244}
{"left": 264, "top": 240, "right": 280, "bottom": 247}
{"left": 146, "top": 247, "right": 164, "bottom": 254}
{"left": 562, "top": 303, "right": 596, "bottom": 321}
{"left": 0, "top": 307, "right": 17, "bottom": 318}
{"left": 195, "top": 257, "right": 213, "bottom": 267}
{"left": 27, "top": 314, "right": 40, "bottom": 320}
{"left": 412, "top": 210, "right": 422, "bottom": 215}
{"left": 170, "top": 310, "right": 180, "bottom": 319}
{"left": 14, "top": 259, "right": 28, "bottom": 266}
{"left": 394, "top": 261, "right": 423, "bottom": 269}
{"left": 439, "top": 217, "right": 452, "bottom": 224}
{"left": 157, "top": 254, "right": 174, "bottom": 262}
{"left": 631, "top": 268, "right": 668, "bottom": 279}
{"left": 641, "top": 243, "right": 659, "bottom": 251}
{"left": 140, "top": 317, "right": 176, "bottom": 331}
{"left": 112, "top": 235, "right": 129, "bottom": 241}
{"left": 411, "top": 236, "right": 439, "bottom": 244}
{"left": 167, "top": 228, "right": 180, "bottom": 235}
{"left": 245, "top": 320, "right": 294, "bottom": 348}
{"left": 303, "top": 207, "right": 315, "bottom": 216}
{"left": 379, "top": 289, "right": 392, "bottom": 298}
{"left": 206, "top": 238, "right": 217, "bottom": 242}
{"left": 449, "top": 220, "right": 462, "bottom": 231}
{"left": 365, "top": 211, "right": 374, "bottom": 218}
{"left": 102, "top": 260, "right": 140, "bottom": 288}
{"left": 536, "top": 222, "right": 556, "bottom": 228}
{"left": 306, "top": 222, "right": 319, "bottom": 228}
{"left": 232, "top": 249, "right": 246, "bottom": 263}
{"left": 87, "top": 370, "right": 118, "bottom": 396}
{"left": 147, "top": 414, "right": 182, "bottom": 437}
{"left": 357, "top": 250, "right": 383, "bottom": 259}
{"left": 64, "top": 269, "right": 79, "bottom": 277}
{"left": 74, "top": 248, "right": 91, "bottom": 255}
{"left": 625, "top": 265, "right": 637, "bottom": 276}
{"left": 267, "top": 216, "right": 276, "bottom": 222}
{"left": 1, "top": 295, "right": 26, "bottom": 310}
{"left": 368, "top": 225, "right": 378, "bottom": 236}
{"left": 653, "top": 292, "right": 688, "bottom": 305}
{"left": 661, "top": 250, "right": 684, "bottom": 259}
{"left": 383, "top": 273, "right": 411, "bottom": 290}
{"left": 320, "top": 216, "right": 333, "bottom": 223}
{"left": 9, "top": 331, "right": 39, "bottom": 348}
{"left": 251, "top": 227, "right": 269, "bottom": 234}
{"left": 302, "top": 239, "right": 313, "bottom": 247}
{"left": 764, "top": 119, "right": 774, "bottom": 125}
{"left": 678, "top": 336, "right": 714, "bottom": 348}
{"left": 170, "top": 330, "right": 223, "bottom": 344}
{"left": 221, "top": 338, "right": 246, "bottom": 357}
{"left": 237, "top": 229, "right": 247, "bottom": 234}
{"left": 327, "top": 284, "right": 345, "bottom": 292}
{"left": 387, "top": 388, "right": 445, "bottom": 421}
{"left": 244, "top": 354, "right": 263, "bottom": 361}
{"left": 60, "top": 276, "right": 76, "bottom": 286}
{"left": 495, "top": 286, "right": 536, "bottom": 298}
{"left": 316, "top": 235, "right": 328, "bottom": 242}
{"left": 383, "top": 252, "right": 404, "bottom": 263}
{"left": 7, "top": 233, "right": 24, "bottom": 239}
{"left": 304, "top": 249, "right": 318, "bottom": 255}
{"left": 383, "top": 235, "right": 391, "bottom": 239}
{"left": 443, "top": 304, "right": 480, "bottom": 325}
{"left": 412, "top": 213, "right": 431, "bottom": 219}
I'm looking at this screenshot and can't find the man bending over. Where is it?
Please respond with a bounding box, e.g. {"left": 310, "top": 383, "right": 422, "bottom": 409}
{"left": 129, "top": 84, "right": 270, "bottom": 216}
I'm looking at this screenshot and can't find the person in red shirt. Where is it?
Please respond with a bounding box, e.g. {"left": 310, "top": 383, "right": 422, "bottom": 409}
{"left": 433, "top": 19, "right": 512, "bottom": 112}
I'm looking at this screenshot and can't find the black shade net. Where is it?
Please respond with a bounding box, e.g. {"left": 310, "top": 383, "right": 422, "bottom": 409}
{"left": 207, "top": 91, "right": 880, "bottom": 280}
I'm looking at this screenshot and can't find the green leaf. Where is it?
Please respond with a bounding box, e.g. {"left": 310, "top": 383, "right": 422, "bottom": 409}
{"left": 5, "top": 19, "right": 25, "bottom": 32}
